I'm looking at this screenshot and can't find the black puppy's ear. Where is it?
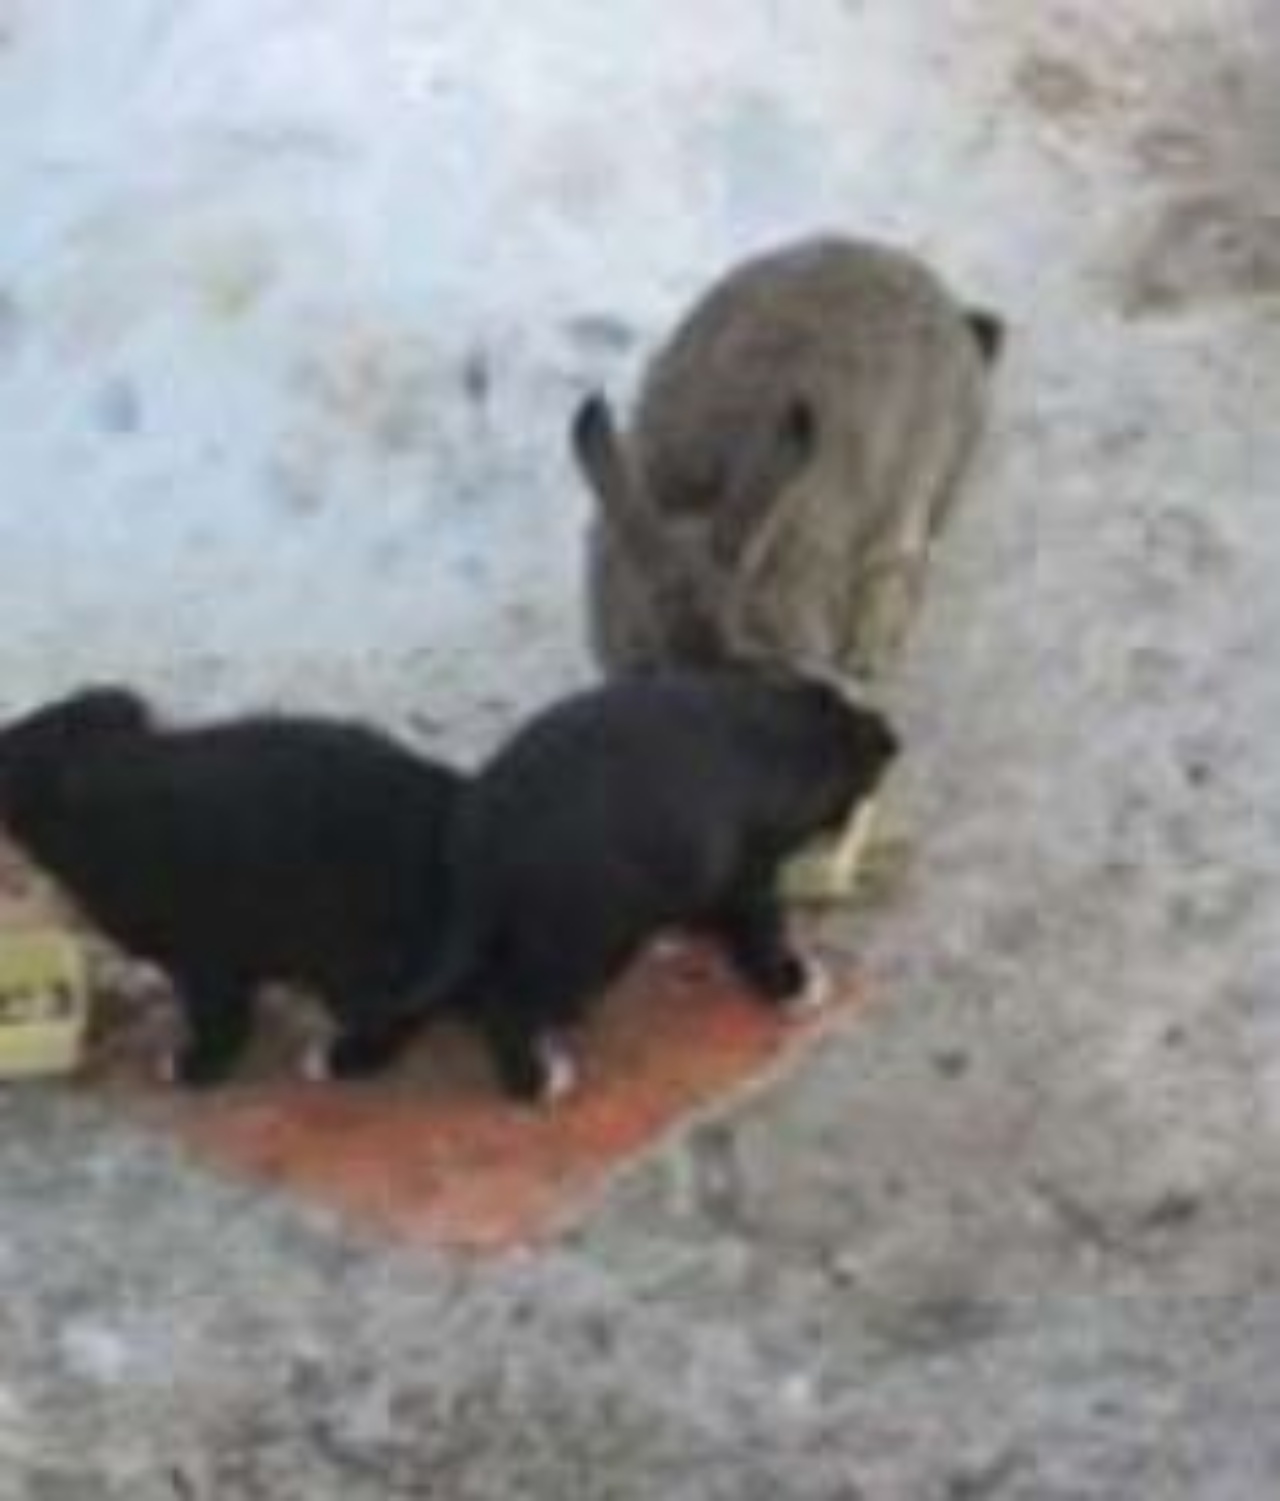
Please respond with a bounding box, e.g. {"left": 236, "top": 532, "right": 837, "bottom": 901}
{"left": 966, "top": 308, "right": 1005, "bottom": 364}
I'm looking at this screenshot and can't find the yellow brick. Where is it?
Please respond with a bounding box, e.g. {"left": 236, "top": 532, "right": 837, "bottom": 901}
{"left": 0, "top": 930, "right": 91, "bottom": 1080}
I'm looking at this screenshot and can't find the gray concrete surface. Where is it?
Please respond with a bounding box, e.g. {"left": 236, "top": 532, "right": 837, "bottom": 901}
{"left": 2, "top": 0, "right": 1280, "bottom": 1496}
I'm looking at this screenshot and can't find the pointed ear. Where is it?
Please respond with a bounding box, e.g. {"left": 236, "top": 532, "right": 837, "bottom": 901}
{"left": 570, "top": 392, "right": 669, "bottom": 574}
{"left": 570, "top": 393, "right": 639, "bottom": 525}
{"left": 573, "top": 392, "right": 727, "bottom": 653}
{"left": 711, "top": 395, "right": 817, "bottom": 563}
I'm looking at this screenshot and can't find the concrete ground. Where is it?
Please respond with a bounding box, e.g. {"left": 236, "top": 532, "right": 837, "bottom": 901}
{"left": 2, "top": 1, "right": 1280, "bottom": 1496}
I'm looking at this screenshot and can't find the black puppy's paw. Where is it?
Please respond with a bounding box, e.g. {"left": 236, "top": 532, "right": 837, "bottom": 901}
{"left": 742, "top": 948, "right": 831, "bottom": 1016}
{"left": 727, "top": 942, "right": 806, "bottom": 1006}
{"left": 762, "top": 950, "right": 808, "bottom": 1002}
{"left": 780, "top": 954, "right": 832, "bottom": 1016}
{"left": 493, "top": 1034, "right": 578, "bottom": 1107}
{"left": 538, "top": 1038, "right": 578, "bottom": 1104}
{"left": 300, "top": 1040, "right": 335, "bottom": 1083}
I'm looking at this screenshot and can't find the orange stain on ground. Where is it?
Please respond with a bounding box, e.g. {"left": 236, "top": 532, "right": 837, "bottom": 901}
{"left": 4, "top": 837, "right": 864, "bottom": 1254}
{"left": 98, "top": 945, "right": 863, "bottom": 1252}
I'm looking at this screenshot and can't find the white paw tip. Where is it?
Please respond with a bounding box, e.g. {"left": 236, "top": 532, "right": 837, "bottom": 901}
{"left": 300, "top": 1041, "right": 333, "bottom": 1084}
{"left": 539, "top": 1042, "right": 578, "bottom": 1105}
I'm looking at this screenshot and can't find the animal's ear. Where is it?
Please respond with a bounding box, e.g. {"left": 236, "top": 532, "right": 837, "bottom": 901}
{"left": 966, "top": 307, "right": 1005, "bottom": 364}
{"left": 570, "top": 393, "right": 638, "bottom": 524}
{"left": 574, "top": 391, "right": 729, "bottom": 657}
{"left": 778, "top": 396, "right": 817, "bottom": 461}
{"left": 571, "top": 392, "right": 674, "bottom": 576}
{"left": 712, "top": 395, "right": 818, "bottom": 564}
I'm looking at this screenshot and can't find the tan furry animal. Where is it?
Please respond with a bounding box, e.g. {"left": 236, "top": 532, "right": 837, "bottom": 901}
{"left": 570, "top": 234, "right": 1003, "bottom": 685}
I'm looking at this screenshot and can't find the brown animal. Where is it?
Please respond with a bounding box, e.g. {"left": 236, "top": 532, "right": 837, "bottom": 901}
{"left": 570, "top": 234, "right": 1003, "bottom": 684}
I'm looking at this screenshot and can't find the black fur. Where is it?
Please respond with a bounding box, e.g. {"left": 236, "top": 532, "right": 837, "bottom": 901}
{"left": 0, "top": 687, "right": 463, "bottom": 1087}
{"left": 419, "top": 669, "right": 898, "bottom": 1101}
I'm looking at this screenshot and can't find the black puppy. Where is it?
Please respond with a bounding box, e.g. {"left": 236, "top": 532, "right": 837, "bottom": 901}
{"left": 417, "top": 668, "right": 898, "bottom": 1102}
{"left": 0, "top": 686, "right": 462, "bottom": 1087}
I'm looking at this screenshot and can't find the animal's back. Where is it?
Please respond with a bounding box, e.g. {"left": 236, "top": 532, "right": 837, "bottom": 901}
{"left": 48, "top": 717, "right": 460, "bottom": 982}
{"left": 462, "top": 678, "right": 740, "bottom": 855}
{"left": 426, "top": 672, "right": 895, "bottom": 1061}
{"left": 594, "top": 235, "right": 1000, "bottom": 677}
{"left": 452, "top": 673, "right": 840, "bottom": 937}
{"left": 635, "top": 237, "right": 984, "bottom": 536}
{"left": 438, "top": 678, "right": 760, "bottom": 1002}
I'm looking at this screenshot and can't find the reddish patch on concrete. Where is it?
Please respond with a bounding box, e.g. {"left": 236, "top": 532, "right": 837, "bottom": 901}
{"left": 91, "top": 944, "right": 862, "bottom": 1252}
{"left": 3, "top": 836, "right": 864, "bottom": 1253}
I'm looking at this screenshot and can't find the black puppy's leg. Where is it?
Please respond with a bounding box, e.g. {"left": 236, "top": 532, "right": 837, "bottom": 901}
{"left": 485, "top": 1014, "right": 549, "bottom": 1103}
{"left": 167, "top": 971, "right": 255, "bottom": 1088}
{"left": 314, "top": 1009, "right": 424, "bottom": 1082}
{"left": 477, "top": 997, "right": 577, "bottom": 1106}
{"left": 714, "top": 874, "right": 822, "bottom": 1011}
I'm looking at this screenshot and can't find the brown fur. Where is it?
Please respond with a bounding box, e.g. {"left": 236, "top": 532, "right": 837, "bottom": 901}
{"left": 572, "top": 235, "right": 1003, "bottom": 682}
